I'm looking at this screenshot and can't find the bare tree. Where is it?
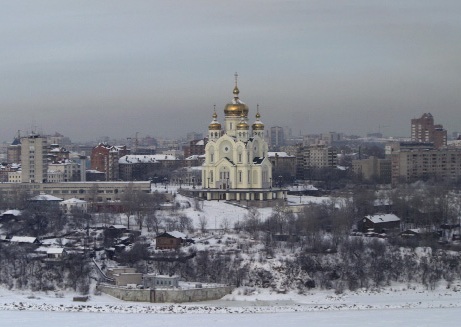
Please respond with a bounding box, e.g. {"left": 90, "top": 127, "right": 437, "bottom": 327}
{"left": 198, "top": 215, "right": 208, "bottom": 233}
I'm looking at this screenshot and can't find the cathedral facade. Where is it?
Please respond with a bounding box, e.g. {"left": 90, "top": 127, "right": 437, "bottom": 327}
{"left": 199, "top": 75, "right": 286, "bottom": 202}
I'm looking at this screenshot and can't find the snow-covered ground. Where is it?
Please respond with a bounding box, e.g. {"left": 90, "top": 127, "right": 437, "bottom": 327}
{"left": 2, "top": 186, "right": 458, "bottom": 324}
{"left": 1, "top": 285, "right": 461, "bottom": 325}
{"left": 154, "top": 184, "right": 338, "bottom": 231}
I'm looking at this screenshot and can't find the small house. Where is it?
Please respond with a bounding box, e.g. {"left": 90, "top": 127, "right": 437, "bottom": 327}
{"left": 358, "top": 213, "right": 401, "bottom": 233}
{"left": 143, "top": 274, "right": 179, "bottom": 289}
{"left": 155, "top": 231, "right": 186, "bottom": 250}
{"left": 60, "top": 198, "right": 88, "bottom": 214}
{"left": 0, "top": 209, "right": 21, "bottom": 222}
{"left": 400, "top": 228, "right": 441, "bottom": 240}
{"left": 113, "top": 273, "right": 143, "bottom": 286}
{"left": 46, "top": 247, "right": 67, "bottom": 259}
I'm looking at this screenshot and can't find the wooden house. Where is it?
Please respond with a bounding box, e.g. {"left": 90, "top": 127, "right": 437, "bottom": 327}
{"left": 155, "top": 231, "right": 186, "bottom": 250}
{"left": 357, "top": 214, "right": 401, "bottom": 233}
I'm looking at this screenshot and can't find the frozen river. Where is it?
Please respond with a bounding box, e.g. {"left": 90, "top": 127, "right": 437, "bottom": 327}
{"left": 0, "top": 307, "right": 456, "bottom": 327}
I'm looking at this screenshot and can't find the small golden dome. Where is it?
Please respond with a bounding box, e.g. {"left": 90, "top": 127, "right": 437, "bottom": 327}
{"left": 252, "top": 122, "right": 264, "bottom": 131}
{"left": 237, "top": 113, "right": 249, "bottom": 130}
{"left": 208, "top": 110, "right": 221, "bottom": 130}
{"left": 209, "top": 122, "right": 221, "bottom": 130}
{"left": 252, "top": 107, "right": 264, "bottom": 130}
{"left": 237, "top": 120, "right": 249, "bottom": 130}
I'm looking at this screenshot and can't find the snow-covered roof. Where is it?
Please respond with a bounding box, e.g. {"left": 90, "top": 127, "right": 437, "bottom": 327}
{"left": 41, "top": 238, "right": 72, "bottom": 246}
{"left": 108, "top": 225, "right": 127, "bottom": 229}
{"left": 185, "top": 154, "right": 205, "bottom": 160}
{"left": 195, "top": 140, "right": 205, "bottom": 146}
{"left": 30, "top": 194, "right": 63, "bottom": 201}
{"left": 46, "top": 247, "right": 65, "bottom": 254}
{"left": 119, "top": 154, "right": 177, "bottom": 164}
{"left": 61, "top": 198, "right": 87, "bottom": 204}
{"left": 268, "top": 152, "right": 295, "bottom": 158}
{"left": 287, "top": 185, "right": 318, "bottom": 191}
{"left": 365, "top": 214, "right": 400, "bottom": 224}
{"left": 10, "top": 236, "right": 38, "bottom": 243}
{"left": 1, "top": 209, "right": 21, "bottom": 217}
{"left": 162, "top": 231, "right": 187, "bottom": 239}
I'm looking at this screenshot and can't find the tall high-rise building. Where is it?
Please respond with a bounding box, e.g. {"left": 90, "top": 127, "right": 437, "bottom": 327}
{"left": 21, "top": 133, "right": 48, "bottom": 183}
{"left": 411, "top": 113, "right": 447, "bottom": 148}
{"left": 270, "top": 126, "right": 285, "bottom": 150}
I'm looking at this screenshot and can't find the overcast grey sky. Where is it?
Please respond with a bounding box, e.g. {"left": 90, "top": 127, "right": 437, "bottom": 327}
{"left": 1, "top": 1, "right": 461, "bottom": 143}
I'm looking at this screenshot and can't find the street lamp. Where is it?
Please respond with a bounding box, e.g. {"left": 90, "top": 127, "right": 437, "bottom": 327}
{"left": 278, "top": 175, "right": 282, "bottom": 188}
{"left": 179, "top": 179, "right": 182, "bottom": 189}
{"left": 269, "top": 177, "right": 272, "bottom": 190}
{"left": 226, "top": 177, "right": 229, "bottom": 189}
{"left": 207, "top": 177, "right": 210, "bottom": 189}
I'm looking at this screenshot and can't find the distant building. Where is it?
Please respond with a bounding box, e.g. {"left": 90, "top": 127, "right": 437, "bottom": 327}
{"left": 48, "top": 144, "right": 70, "bottom": 162}
{"left": 118, "top": 154, "right": 180, "bottom": 181}
{"left": 183, "top": 138, "right": 208, "bottom": 158}
{"left": 0, "top": 181, "right": 151, "bottom": 202}
{"left": 391, "top": 147, "right": 461, "bottom": 184}
{"left": 60, "top": 198, "right": 88, "bottom": 214}
{"left": 48, "top": 160, "right": 82, "bottom": 182}
{"left": 270, "top": 126, "right": 285, "bottom": 150}
{"left": 21, "top": 134, "right": 48, "bottom": 183}
{"left": 7, "top": 135, "right": 21, "bottom": 164}
{"left": 296, "top": 144, "right": 337, "bottom": 179}
{"left": 268, "top": 152, "right": 297, "bottom": 182}
{"left": 90, "top": 143, "right": 129, "bottom": 181}
{"left": 47, "top": 170, "right": 64, "bottom": 183}
{"left": 411, "top": 113, "right": 447, "bottom": 148}
{"left": 352, "top": 156, "right": 391, "bottom": 183}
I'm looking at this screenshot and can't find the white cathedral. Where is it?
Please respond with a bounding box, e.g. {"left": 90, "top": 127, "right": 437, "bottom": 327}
{"left": 198, "top": 75, "right": 287, "bottom": 203}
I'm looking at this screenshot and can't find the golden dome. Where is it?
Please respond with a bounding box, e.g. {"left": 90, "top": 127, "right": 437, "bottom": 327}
{"left": 252, "top": 106, "right": 265, "bottom": 130}
{"left": 237, "top": 118, "right": 249, "bottom": 130}
{"left": 209, "top": 122, "right": 221, "bottom": 130}
{"left": 224, "top": 101, "right": 249, "bottom": 117}
{"left": 224, "top": 73, "right": 249, "bottom": 117}
{"left": 208, "top": 109, "right": 221, "bottom": 130}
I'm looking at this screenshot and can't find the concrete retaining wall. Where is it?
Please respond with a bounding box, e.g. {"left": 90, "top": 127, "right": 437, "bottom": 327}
{"left": 151, "top": 286, "right": 233, "bottom": 303}
{"left": 97, "top": 284, "right": 233, "bottom": 303}
{"left": 98, "top": 285, "right": 151, "bottom": 302}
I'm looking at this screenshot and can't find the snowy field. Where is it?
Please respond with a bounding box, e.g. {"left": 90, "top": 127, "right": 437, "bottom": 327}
{"left": 1, "top": 285, "right": 461, "bottom": 326}
{"left": 154, "top": 184, "right": 336, "bottom": 231}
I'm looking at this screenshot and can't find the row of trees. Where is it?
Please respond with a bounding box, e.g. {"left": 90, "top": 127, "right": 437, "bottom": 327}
{"left": 0, "top": 243, "right": 92, "bottom": 293}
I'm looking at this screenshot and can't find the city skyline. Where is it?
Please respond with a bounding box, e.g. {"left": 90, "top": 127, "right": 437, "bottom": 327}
{"left": 1, "top": 1, "right": 460, "bottom": 143}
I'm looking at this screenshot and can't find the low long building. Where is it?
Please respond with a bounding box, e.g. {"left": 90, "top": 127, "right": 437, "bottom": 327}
{"left": 0, "top": 181, "right": 151, "bottom": 202}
